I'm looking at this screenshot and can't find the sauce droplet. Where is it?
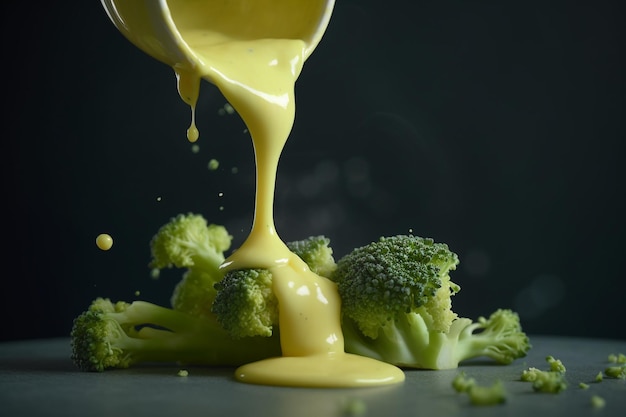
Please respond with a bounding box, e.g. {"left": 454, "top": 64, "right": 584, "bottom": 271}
{"left": 186, "top": 109, "right": 199, "bottom": 142}
{"left": 95, "top": 233, "right": 113, "bottom": 251}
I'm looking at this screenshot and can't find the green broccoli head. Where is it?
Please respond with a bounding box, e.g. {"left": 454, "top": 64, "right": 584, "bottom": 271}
{"left": 286, "top": 235, "right": 336, "bottom": 278}
{"left": 70, "top": 299, "right": 134, "bottom": 371}
{"left": 148, "top": 213, "right": 233, "bottom": 316}
{"left": 170, "top": 270, "right": 220, "bottom": 318}
{"left": 149, "top": 212, "right": 232, "bottom": 272}
{"left": 332, "top": 235, "right": 529, "bottom": 369}
{"left": 331, "top": 235, "right": 460, "bottom": 338}
{"left": 212, "top": 269, "right": 279, "bottom": 338}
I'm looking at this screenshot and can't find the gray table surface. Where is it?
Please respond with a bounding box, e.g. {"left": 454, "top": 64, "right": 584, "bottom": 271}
{"left": 1, "top": 335, "right": 624, "bottom": 417}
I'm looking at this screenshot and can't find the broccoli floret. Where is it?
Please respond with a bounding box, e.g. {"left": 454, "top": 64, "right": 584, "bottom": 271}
{"left": 546, "top": 355, "right": 566, "bottom": 373}
{"left": 452, "top": 371, "right": 477, "bottom": 393}
{"left": 330, "top": 235, "right": 530, "bottom": 369}
{"left": 149, "top": 212, "right": 232, "bottom": 316}
{"left": 467, "top": 381, "right": 507, "bottom": 406}
{"left": 604, "top": 365, "right": 626, "bottom": 379}
{"left": 526, "top": 372, "right": 568, "bottom": 393}
{"left": 591, "top": 395, "right": 606, "bottom": 408}
{"left": 332, "top": 235, "right": 460, "bottom": 339}
{"left": 520, "top": 356, "right": 568, "bottom": 393}
{"left": 338, "top": 398, "right": 368, "bottom": 416}
{"left": 286, "top": 235, "right": 336, "bottom": 278}
{"left": 70, "top": 297, "right": 281, "bottom": 372}
{"left": 521, "top": 367, "right": 568, "bottom": 393}
{"left": 608, "top": 353, "right": 626, "bottom": 364}
{"left": 452, "top": 372, "right": 507, "bottom": 406}
{"left": 212, "top": 269, "right": 278, "bottom": 338}
{"left": 211, "top": 235, "right": 335, "bottom": 339}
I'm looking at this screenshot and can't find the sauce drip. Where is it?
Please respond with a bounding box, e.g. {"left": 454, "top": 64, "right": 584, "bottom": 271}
{"left": 160, "top": 11, "right": 404, "bottom": 388}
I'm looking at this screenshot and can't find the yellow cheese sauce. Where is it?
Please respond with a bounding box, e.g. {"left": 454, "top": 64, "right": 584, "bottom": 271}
{"left": 134, "top": 4, "right": 404, "bottom": 387}
{"left": 95, "top": 233, "right": 113, "bottom": 251}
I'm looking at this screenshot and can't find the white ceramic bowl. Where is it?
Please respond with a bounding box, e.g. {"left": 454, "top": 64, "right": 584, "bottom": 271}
{"left": 100, "top": 0, "right": 336, "bottom": 67}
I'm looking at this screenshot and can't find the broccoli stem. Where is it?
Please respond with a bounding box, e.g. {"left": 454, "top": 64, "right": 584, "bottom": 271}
{"left": 118, "top": 301, "right": 281, "bottom": 365}
{"left": 455, "top": 311, "right": 530, "bottom": 365}
{"left": 187, "top": 244, "right": 225, "bottom": 279}
{"left": 72, "top": 300, "right": 282, "bottom": 371}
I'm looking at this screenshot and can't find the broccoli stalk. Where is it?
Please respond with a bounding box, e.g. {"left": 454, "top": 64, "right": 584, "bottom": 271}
{"left": 70, "top": 297, "right": 281, "bottom": 372}
{"left": 341, "top": 308, "right": 528, "bottom": 369}
{"left": 331, "top": 235, "right": 530, "bottom": 369}
{"left": 455, "top": 309, "right": 531, "bottom": 365}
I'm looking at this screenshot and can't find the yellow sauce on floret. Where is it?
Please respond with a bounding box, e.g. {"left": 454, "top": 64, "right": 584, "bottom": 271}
{"left": 116, "top": 1, "right": 404, "bottom": 387}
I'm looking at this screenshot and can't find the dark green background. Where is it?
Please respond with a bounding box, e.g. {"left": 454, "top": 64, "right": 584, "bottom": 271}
{"left": 3, "top": 1, "right": 624, "bottom": 342}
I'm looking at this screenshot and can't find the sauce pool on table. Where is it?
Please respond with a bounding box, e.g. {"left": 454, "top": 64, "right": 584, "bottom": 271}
{"left": 124, "top": 5, "right": 405, "bottom": 388}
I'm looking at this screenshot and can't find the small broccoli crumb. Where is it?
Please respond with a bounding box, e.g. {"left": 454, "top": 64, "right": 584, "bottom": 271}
{"left": 590, "top": 395, "right": 606, "bottom": 409}
{"left": 578, "top": 382, "right": 589, "bottom": 389}
{"left": 339, "top": 398, "right": 367, "bottom": 416}
{"left": 467, "top": 381, "right": 507, "bottom": 406}
{"left": 595, "top": 372, "right": 603, "bottom": 382}
{"left": 191, "top": 144, "right": 200, "bottom": 154}
{"left": 521, "top": 367, "right": 541, "bottom": 382}
{"left": 546, "top": 355, "right": 566, "bottom": 373}
{"left": 452, "top": 372, "right": 476, "bottom": 393}
{"left": 604, "top": 365, "right": 626, "bottom": 379}
{"left": 534, "top": 376, "right": 567, "bottom": 393}
{"left": 520, "top": 356, "right": 567, "bottom": 393}
{"left": 208, "top": 159, "right": 220, "bottom": 171}
{"left": 177, "top": 369, "right": 189, "bottom": 377}
{"left": 452, "top": 373, "right": 506, "bottom": 406}
{"left": 608, "top": 353, "right": 626, "bottom": 364}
